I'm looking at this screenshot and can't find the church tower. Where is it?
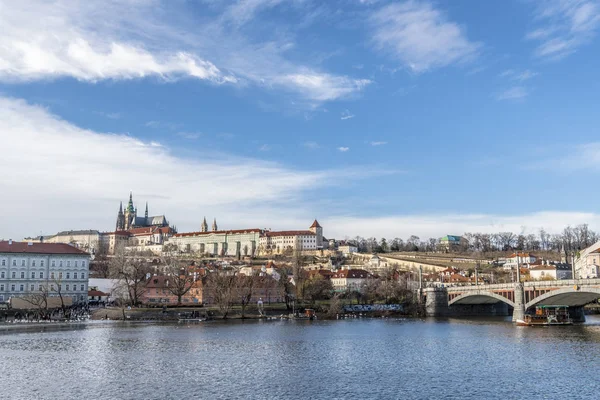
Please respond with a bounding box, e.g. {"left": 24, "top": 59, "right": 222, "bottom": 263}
{"left": 201, "top": 217, "right": 208, "bottom": 232}
{"left": 212, "top": 218, "right": 218, "bottom": 231}
{"left": 116, "top": 201, "right": 125, "bottom": 230}
{"left": 309, "top": 219, "right": 323, "bottom": 248}
{"left": 145, "top": 202, "right": 149, "bottom": 222}
{"left": 124, "top": 191, "right": 137, "bottom": 230}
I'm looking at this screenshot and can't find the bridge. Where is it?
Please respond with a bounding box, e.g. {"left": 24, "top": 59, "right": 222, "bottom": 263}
{"left": 422, "top": 279, "right": 600, "bottom": 322}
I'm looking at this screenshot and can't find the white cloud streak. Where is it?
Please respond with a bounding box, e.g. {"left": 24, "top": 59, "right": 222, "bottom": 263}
{"left": 370, "top": 1, "right": 481, "bottom": 72}
{"left": 0, "top": 96, "right": 368, "bottom": 239}
{"left": 0, "top": 1, "right": 369, "bottom": 104}
{"left": 496, "top": 86, "right": 529, "bottom": 101}
{"left": 527, "top": 0, "right": 600, "bottom": 59}
{"left": 370, "top": 141, "right": 387, "bottom": 146}
{"left": 338, "top": 147, "right": 350, "bottom": 152}
{"left": 340, "top": 109, "right": 355, "bottom": 120}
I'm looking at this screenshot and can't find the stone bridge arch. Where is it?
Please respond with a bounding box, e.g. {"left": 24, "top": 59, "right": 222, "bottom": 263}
{"left": 449, "top": 291, "right": 515, "bottom": 308}
{"left": 525, "top": 287, "right": 600, "bottom": 309}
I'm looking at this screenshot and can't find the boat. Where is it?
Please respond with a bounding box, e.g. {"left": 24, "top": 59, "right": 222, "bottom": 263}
{"left": 516, "top": 305, "right": 573, "bottom": 326}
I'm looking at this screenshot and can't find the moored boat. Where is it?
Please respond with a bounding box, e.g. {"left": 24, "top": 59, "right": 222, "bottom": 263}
{"left": 516, "top": 305, "right": 573, "bottom": 326}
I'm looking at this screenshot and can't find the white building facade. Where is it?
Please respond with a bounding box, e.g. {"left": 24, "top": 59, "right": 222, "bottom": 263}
{"left": 0, "top": 241, "right": 90, "bottom": 304}
{"left": 168, "top": 229, "right": 262, "bottom": 257}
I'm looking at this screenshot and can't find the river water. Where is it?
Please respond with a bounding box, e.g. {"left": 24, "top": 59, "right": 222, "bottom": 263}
{"left": 1, "top": 316, "right": 600, "bottom": 400}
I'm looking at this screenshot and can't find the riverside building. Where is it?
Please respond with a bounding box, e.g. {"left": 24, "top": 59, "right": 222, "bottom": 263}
{"left": 0, "top": 240, "right": 90, "bottom": 303}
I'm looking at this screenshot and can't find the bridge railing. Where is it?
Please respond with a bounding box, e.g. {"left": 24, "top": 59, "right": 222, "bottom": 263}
{"left": 446, "top": 283, "right": 517, "bottom": 292}
{"left": 523, "top": 278, "right": 600, "bottom": 288}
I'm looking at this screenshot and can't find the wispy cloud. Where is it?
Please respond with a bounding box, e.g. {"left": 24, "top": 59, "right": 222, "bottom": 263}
{"left": 369, "top": 1, "right": 481, "bottom": 72}
{"left": 526, "top": 0, "right": 600, "bottom": 59}
{"left": 303, "top": 141, "right": 320, "bottom": 149}
{"left": 0, "top": 1, "right": 370, "bottom": 105}
{"left": 499, "top": 69, "right": 538, "bottom": 81}
{"left": 340, "top": 109, "right": 355, "bottom": 120}
{"left": 532, "top": 142, "right": 600, "bottom": 172}
{"left": 259, "top": 144, "right": 271, "bottom": 151}
{"left": 496, "top": 86, "right": 529, "bottom": 101}
{"left": 0, "top": 96, "right": 384, "bottom": 239}
{"left": 370, "top": 141, "right": 387, "bottom": 146}
{"left": 338, "top": 147, "right": 350, "bottom": 152}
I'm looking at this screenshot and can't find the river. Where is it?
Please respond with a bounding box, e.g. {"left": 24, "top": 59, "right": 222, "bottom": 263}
{"left": 1, "top": 316, "right": 600, "bottom": 399}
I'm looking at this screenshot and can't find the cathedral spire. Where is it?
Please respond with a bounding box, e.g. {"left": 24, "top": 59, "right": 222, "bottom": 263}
{"left": 119, "top": 201, "right": 123, "bottom": 214}
{"left": 145, "top": 202, "right": 148, "bottom": 219}
{"left": 212, "top": 218, "right": 218, "bottom": 231}
{"left": 127, "top": 191, "right": 135, "bottom": 213}
{"left": 201, "top": 217, "right": 208, "bottom": 233}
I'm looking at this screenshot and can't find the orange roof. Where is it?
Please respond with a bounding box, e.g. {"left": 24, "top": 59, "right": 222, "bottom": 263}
{"left": 88, "top": 290, "right": 108, "bottom": 297}
{"left": 310, "top": 219, "right": 321, "bottom": 228}
{"left": 128, "top": 226, "right": 173, "bottom": 236}
{"left": 0, "top": 241, "right": 89, "bottom": 255}
{"left": 264, "top": 230, "right": 315, "bottom": 237}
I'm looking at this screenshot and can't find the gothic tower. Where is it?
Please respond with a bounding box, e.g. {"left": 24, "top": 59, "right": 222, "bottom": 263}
{"left": 212, "top": 218, "right": 218, "bottom": 231}
{"left": 145, "top": 202, "right": 149, "bottom": 222}
{"left": 124, "top": 191, "right": 137, "bottom": 230}
{"left": 309, "top": 219, "right": 323, "bottom": 248}
{"left": 116, "top": 201, "right": 125, "bottom": 230}
{"left": 201, "top": 217, "right": 208, "bottom": 232}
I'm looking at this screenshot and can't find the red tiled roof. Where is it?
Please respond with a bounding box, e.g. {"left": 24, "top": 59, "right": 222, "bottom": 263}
{"left": 331, "top": 269, "right": 372, "bottom": 279}
{"left": 310, "top": 219, "right": 321, "bottom": 228}
{"left": 174, "top": 229, "right": 263, "bottom": 237}
{"left": 263, "top": 230, "right": 315, "bottom": 237}
{"left": 128, "top": 226, "right": 173, "bottom": 236}
{"left": 0, "top": 241, "right": 89, "bottom": 255}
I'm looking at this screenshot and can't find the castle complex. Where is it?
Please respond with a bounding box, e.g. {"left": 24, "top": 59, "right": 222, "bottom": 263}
{"left": 116, "top": 192, "right": 170, "bottom": 231}
{"left": 27, "top": 192, "right": 326, "bottom": 257}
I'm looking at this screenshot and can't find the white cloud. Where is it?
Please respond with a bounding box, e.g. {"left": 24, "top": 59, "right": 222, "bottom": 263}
{"left": 0, "top": 1, "right": 369, "bottom": 104}
{"left": 303, "top": 141, "right": 320, "bottom": 149}
{"left": 323, "top": 211, "right": 600, "bottom": 239}
{"left": 533, "top": 142, "right": 600, "bottom": 172}
{"left": 259, "top": 144, "right": 271, "bottom": 151}
{"left": 340, "top": 109, "right": 355, "bottom": 120}
{"left": 370, "top": 1, "right": 481, "bottom": 72}
{"left": 0, "top": 96, "right": 374, "bottom": 239}
{"left": 0, "top": 2, "right": 234, "bottom": 84}
{"left": 527, "top": 0, "right": 600, "bottom": 59}
{"left": 338, "top": 147, "right": 350, "bottom": 152}
{"left": 496, "top": 86, "right": 529, "bottom": 101}
{"left": 500, "top": 69, "right": 538, "bottom": 81}
{"left": 370, "top": 141, "right": 387, "bottom": 146}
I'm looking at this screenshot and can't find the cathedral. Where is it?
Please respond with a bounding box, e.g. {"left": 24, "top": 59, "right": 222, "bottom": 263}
{"left": 116, "top": 192, "right": 170, "bottom": 231}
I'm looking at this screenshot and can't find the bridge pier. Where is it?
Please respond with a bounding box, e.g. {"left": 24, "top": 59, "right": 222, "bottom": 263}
{"left": 511, "top": 283, "right": 525, "bottom": 323}
{"left": 569, "top": 306, "right": 586, "bottom": 323}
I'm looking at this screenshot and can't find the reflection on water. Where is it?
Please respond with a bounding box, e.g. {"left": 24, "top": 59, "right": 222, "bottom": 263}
{"left": 1, "top": 317, "right": 600, "bottom": 399}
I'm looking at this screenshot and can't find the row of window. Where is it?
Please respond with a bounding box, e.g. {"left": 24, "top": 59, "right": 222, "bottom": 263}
{"left": 0, "top": 283, "right": 86, "bottom": 292}
{"left": 0, "top": 271, "right": 85, "bottom": 280}
{"left": 0, "top": 259, "right": 86, "bottom": 268}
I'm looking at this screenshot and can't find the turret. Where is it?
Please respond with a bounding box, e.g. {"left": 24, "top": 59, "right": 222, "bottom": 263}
{"left": 145, "top": 202, "right": 149, "bottom": 220}
{"left": 212, "top": 218, "right": 218, "bottom": 231}
{"left": 309, "top": 219, "right": 323, "bottom": 248}
{"left": 201, "top": 217, "right": 208, "bottom": 233}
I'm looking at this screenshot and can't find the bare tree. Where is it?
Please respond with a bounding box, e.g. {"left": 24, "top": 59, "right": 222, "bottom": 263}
{"left": 109, "top": 249, "right": 150, "bottom": 306}
{"left": 20, "top": 285, "right": 50, "bottom": 321}
{"left": 207, "top": 269, "right": 237, "bottom": 318}
{"left": 163, "top": 257, "right": 197, "bottom": 306}
{"left": 236, "top": 273, "right": 257, "bottom": 318}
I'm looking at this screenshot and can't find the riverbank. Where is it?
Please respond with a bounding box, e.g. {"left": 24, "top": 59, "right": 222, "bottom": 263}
{"left": 90, "top": 305, "right": 412, "bottom": 321}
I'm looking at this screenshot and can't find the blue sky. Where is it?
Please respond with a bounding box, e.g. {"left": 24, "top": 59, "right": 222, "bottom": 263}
{"left": 1, "top": 0, "right": 600, "bottom": 240}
